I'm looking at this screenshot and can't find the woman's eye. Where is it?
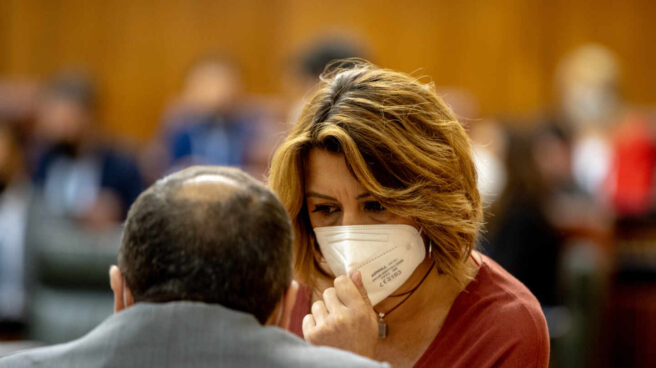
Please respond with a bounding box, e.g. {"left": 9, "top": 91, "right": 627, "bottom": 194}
{"left": 364, "top": 201, "right": 386, "bottom": 212}
{"left": 311, "top": 204, "right": 340, "bottom": 215}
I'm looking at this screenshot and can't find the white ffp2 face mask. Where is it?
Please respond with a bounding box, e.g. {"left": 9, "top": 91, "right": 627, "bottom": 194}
{"left": 314, "top": 224, "right": 426, "bottom": 306}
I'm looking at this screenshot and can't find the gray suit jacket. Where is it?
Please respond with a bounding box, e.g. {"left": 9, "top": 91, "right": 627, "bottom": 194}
{"left": 0, "top": 302, "right": 389, "bottom": 368}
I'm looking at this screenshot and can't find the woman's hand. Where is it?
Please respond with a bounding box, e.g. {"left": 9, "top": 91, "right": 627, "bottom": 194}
{"left": 302, "top": 272, "right": 379, "bottom": 359}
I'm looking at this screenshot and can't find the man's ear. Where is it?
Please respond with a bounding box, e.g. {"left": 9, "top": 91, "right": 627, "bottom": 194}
{"left": 109, "top": 265, "right": 134, "bottom": 313}
{"left": 266, "top": 280, "right": 299, "bottom": 329}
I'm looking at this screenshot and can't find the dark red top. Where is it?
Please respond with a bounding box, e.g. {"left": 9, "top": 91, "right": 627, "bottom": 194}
{"left": 289, "top": 255, "right": 550, "bottom": 368}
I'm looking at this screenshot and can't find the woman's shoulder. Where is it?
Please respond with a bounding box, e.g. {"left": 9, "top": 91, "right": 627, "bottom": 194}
{"left": 416, "top": 254, "right": 550, "bottom": 368}
{"left": 472, "top": 254, "right": 546, "bottom": 315}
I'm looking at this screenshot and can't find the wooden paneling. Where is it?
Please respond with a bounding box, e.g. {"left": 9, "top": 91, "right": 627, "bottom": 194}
{"left": 1, "top": 0, "right": 654, "bottom": 141}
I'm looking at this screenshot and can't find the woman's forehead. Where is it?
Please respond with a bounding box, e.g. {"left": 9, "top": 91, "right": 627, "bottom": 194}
{"left": 304, "top": 149, "right": 366, "bottom": 196}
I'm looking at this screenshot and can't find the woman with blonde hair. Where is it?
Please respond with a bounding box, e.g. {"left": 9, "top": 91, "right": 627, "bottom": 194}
{"left": 268, "top": 60, "right": 549, "bottom": 367}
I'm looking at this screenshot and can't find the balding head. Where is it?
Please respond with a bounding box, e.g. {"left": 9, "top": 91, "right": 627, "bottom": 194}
{"left": 118, "top": 166, "right": 293, "bottom": 323}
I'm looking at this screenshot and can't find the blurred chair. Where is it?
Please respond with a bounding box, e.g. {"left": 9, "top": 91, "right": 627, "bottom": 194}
{"left": 553, "top": 238, "right": 607, "bottom": 368}
{"left": 605, "top": 216, "right": 656, "bottom": 368}
{"left": 24, "top": 194, "right": 119, "bottom": 343}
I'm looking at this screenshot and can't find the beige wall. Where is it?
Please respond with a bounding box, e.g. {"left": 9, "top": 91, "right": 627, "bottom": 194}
{"left": 1, "top": 0, "right": 654, "bottom": 140}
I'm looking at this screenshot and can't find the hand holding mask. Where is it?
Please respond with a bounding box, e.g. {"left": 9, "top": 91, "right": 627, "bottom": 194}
{"left": 303, "top": 224, "right": 429, "bottom": 349}
{"left": 302, "top": 272, "right": 379, "bottom": 359}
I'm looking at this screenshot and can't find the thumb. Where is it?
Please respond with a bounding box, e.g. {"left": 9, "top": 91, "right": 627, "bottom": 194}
{"left": 350, "top": 271, "right": 373, "bottom": 308}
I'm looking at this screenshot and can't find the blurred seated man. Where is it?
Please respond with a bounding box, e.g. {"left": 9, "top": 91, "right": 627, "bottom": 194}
{"left": 0, "top": 166, "right": 388, "bottom": 368}
{"left": 162, "top": 56, "right": 255, "bottom": 171}
{"left": 23, "top": 71, "right": 144, "bottom": 344}
{"left": 33, "top": 71, "right": 142, "bottom": 226}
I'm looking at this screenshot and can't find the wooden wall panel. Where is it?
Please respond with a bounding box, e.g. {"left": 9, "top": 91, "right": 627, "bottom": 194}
{"left": 1, "top": 0, "right": 654, "bottom": 141}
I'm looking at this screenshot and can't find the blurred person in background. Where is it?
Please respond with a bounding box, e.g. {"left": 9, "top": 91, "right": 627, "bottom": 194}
{"left": 22, "top": 71, "right": 143, "bottom": 345}
{"left": 557, "top": 44, "right": 620, "bottom": 203}
{"left": 484, "top": 124, "right": 572, "bottom": 312}
{"left": 557, "top": 43, "right": 656, "bottom": 217}
{"left": 555, "top": 45, "right": 656, "bottom": 367}
{"left": 32, "top": 71, "right": 143, "bottom": 226}
{"left": 287, "top": 38, "right": 365, "bottom": 126}
{"left": 0, "top": 121, "right": 31, "bottom": 338}
{"left": 159, "top": 55, "right": 256, "bottom": 172}
{"left": 606, "top": 113, "right": 656, "bottom": 217}
{"left": 143, "top": 54, "right": 284, "bottom": 183}
{"left": 484, "top": 120, "right": 615, "bottom": 368}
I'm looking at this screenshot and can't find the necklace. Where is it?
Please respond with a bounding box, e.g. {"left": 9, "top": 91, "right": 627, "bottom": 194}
{"left": 374, "top": 261, "right": 436, "bottom": 338}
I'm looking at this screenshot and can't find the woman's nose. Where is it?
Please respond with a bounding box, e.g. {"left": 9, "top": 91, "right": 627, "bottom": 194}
{"left": 340, "top": 209, "right": 374, "bottom": 226}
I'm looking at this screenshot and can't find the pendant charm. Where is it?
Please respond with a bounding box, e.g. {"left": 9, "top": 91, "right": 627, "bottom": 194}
{"left": 377, "top": 313, "right": 388, "bottom": 339}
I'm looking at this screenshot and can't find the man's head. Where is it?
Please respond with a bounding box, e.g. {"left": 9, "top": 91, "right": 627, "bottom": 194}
{"left": 110, "top": 166, "right": 294, "bottom": 324}
{"left": 36, "top": 71, "right": 96, "bottom": 150}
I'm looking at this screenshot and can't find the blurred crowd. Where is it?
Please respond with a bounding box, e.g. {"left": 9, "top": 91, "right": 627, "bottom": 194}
{"left": 1, "top": 41, "right": 655, "bottom": 367}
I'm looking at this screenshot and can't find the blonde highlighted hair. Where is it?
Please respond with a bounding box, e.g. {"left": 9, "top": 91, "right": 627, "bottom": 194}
{"left": 268, "top": 60, "right": 482, "bottom": 288}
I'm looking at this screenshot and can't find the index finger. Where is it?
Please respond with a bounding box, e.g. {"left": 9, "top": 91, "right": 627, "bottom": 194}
{"left": 350, "top": 271, "right": 373, "bottom": 308}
